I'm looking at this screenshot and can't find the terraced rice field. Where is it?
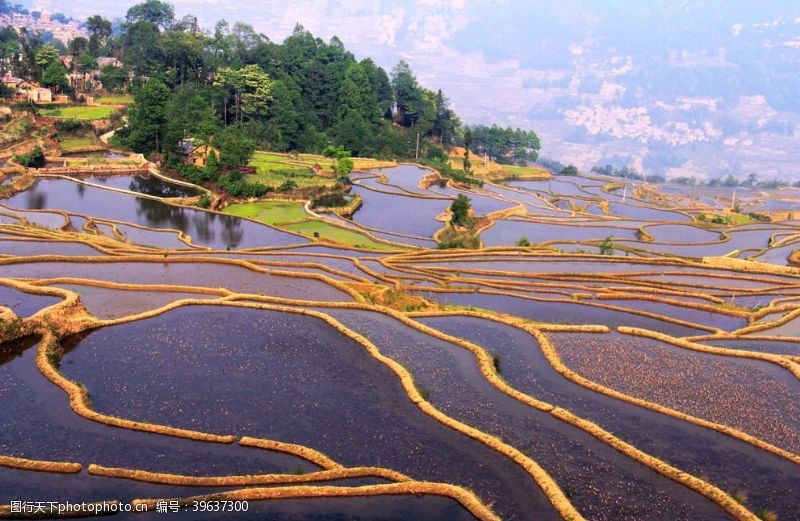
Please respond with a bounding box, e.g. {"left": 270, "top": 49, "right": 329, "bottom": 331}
{"left": 1, "top": 164, "right": 799, "bottom": 520}
{"left": 39, "top": 106, "right": 117, "bottom": 120}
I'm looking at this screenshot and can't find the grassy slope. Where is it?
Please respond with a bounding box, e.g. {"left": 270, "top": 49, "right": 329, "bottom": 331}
{"left": 40, "top": 106, "right": 116, "bottom": 120}
{"left": 94, "top": 96, "right": 133, "bottom": 105}
{"left": 282, "top": 220, "right": 397, "bottom": 251}
{"left": 223, "top": 200, "right": 399, "bottom": 251}
{"left": 223, "top": 200, "right": 307, "bottom": 224}
{"left": 60, "top": 138, "right": 95, "bottom": 148}
{"left": 246, "top": 151, "right": 396, "bottom": 188}
{"left": 247, "top": 151, "right": 334, "bottom": 188}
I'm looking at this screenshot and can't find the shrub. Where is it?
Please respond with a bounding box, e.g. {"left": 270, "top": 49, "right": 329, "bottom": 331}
{"left": 599, "top": 236, "right": 614, "bottom": 255}
{"left": 176, "top": 163, "right": 211, "bottom": 184}
{"left": 516, "top": 236, "right": 531, "bottom": 247}
{"left": 218, "top": 174, "right": 271, "bottom": 198}
{"left": 278, "top": 179, "right": 298, "bottom": 192}
{"left": 437, "top": 239, "right": 467, "bottom": 249}
{"left": 313, "top": 192, "right": 349, "bottom": 207}
{"left": 418, "top": 386, "right": 430, "bottom": 400}
{"left": 492, "top": 354, "right": 502, "bottom": 373}
{"left": 756, "top": 509, "right": 777, "bottom": 521}
{"left": 730, "top": 490, "right": 748, "bottom": 505}
{"left": 450, "top": 195, "right": 471, "bottom": 226}
{"left": 54, "top": 119, "right": 86, "bottom": 133}
{"left": 14, "top": 147, "right": 46, "bottom": 168}
{"left": 196, "top": 193, "right": 211, "bottom": 208}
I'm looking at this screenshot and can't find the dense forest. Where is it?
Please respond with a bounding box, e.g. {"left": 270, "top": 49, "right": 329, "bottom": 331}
{"left": 1, "top": 0, "right": 541, "bottom": 168}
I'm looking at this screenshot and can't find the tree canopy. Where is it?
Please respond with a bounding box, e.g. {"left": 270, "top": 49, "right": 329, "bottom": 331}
{"left": 43, "top": 0, "right": 543, "bottom": 166}
{"left": 464, "top": 125, "right": 541, "bottom": 165}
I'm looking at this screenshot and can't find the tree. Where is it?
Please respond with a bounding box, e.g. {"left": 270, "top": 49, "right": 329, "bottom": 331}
{"left": 516, "top": 237, "right": 531, "bottom": 247}
{"left": 14, "top": 147, "right": 46, "bottom": 168}
{"left": 215, "top": 64, "right": 273, "bottom": 123}
{"left": 559, "top": 165, "right": 578, "bottom": 176}
{"left": 77, "top": 54, "right": 96, "bottom": 74}
{"left": 391, "top": 60, "right": 425, "bottom": 127}
{"left": 205, "top": 150, "right": 219, "bottom": 175}
{"left": 466, "top": 125, "right": 541, "bottom": 164}
{"left": 99, "top": 64, "right": 127, "bottom": 92}
{"left": 332, "top": 62, "right": 382, "bottom": 154}
{"left": 86, "top": 15, "right": 112, "bottom": 55}
{"left": 161, "top": 29, "right": 206, "bottom": 86}
{"left": 361, "top": 58, "right": 393, "bottom": 120}
{"left": 261, "top": 78, "right": 302, "bottom": 151}
{"left": 0, "top": 26, "right": 21, "bottom": 74}
{"left": 125, "top": 78, "right": 171, "bottom": 153}
{"left": 207, "top": 20, "right": 234, "bottom": 73}
{"left": 164, "top": 86, "right": 220, "bottom": 155}
{"left": 450, "top": 195, "right": 471, "bottom": 226}
{"left": 123, "top": 20, "right": 162, "bottom": 76}
{"left": 41, "top": 60, "right": 68, "bottom": 93}
{"left": 173, "top": 14, "right": 200, "bottom": 33}
{"left": 323, "top": 145, "right": 353, "bottom": 178}
{"left": 34, "top": 44, "right": 59, "bottom": 68}
{"left": 463, "top": 128, "right": 473, "bottom": 175}
{"left": 432, "top": 89, "right": 459, "bottom": 145}
{"left": 126, "top": 0, "right": 175, "bottom": 29}
{"left": 599, "top": 236, "right": 614, "bottom": 255}
{"left": 334, "top": 157, "right": 353, "bottom": 179}
{"left": 67, "top": 37, "right": 87, "bottom": 65}
{"left": 217, "top": 123, "right": 255, "bottom": 168}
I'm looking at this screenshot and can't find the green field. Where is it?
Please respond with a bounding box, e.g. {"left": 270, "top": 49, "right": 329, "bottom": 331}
{"left": 497, "top": 163, "right": 550, "bottom": 177}
{"left": 223, "top": 200, "right": 398, "bottom": 250}
{"left": 59, "top": 138, "right": 95, "bottom": 149}
{"left": 223, "top": 200, "right": 307, "bottom": 224}
{"left": 247, "top": 151, "right": 334, "bottom": 188}
{"left": 40, "top": 106, "right": 116, "bottom": 120}
{"left": 94, "top": 96, "right": 133, "bottom": 105}
{"left": 282, "top": 220, "right": 398, "bottom": 251}
{"left": 698, "top": 212, "right": 758, "bottom": 225}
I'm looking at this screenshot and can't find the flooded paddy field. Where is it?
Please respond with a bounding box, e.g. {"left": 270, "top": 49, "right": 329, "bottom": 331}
{"left": 0, "top": 337, "right": 323, "bottom": 476}
{"left": 323, "top": 308, "right": 729, "bottom": 521}
{"left": 1, "top": 163, "right": 799, "bottom": 520}
{"left": 0, "top": 284, "right": 61, "bottom": 317}
{"left": 4, "top": 178, "right": 303, "bottom": 250}
{"left": 413, "top": 290, "right": 711, "bottom": 336}
{"left": 59, "top": 305, "right": 561, "bottom": 521}
{"left": 702, "top": 337, "right": 800, "bottom": 357}
{"left": 0, "top": 259, "right": 351, "bottom": 301}
{"left": 54, "top": 284, "right": 220, "bottom": 319}
{"left": 78, "top": 174, "right": 202, "bottom": 198}
{"left": 0, "top": 238, "right": 106, "bottom": 256}
{"left": 554, "top": 332, "right": 800, "bottom": 455}
{"left": 419, "top": 316, "right": 800, "bottom": 520}
{"left": 481, "top": 220, "right": 639, "bottom": 247}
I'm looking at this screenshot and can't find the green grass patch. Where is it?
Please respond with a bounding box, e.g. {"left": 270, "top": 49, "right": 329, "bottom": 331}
{"left": 497, "top": 163, "right": 550, "bottom": 178}
{"left": 223, "top": 200, "right": 307, "bottom": 225}
{"left": 246, "top": 171, "right": 334, "bottom": 189}
{"left": 257, "top": 151, "right": 337, "bottom": 173}
{"left": 94, "top": 96, "right": 133, "bottom": 105}
{"left": 40, "top": 106, "right": 116, "bottom": 120}
{"left": 282, "top": 220, "right": 398, "bottom": 251}
{"left": 698, "top": 212, "right": 757, "bottom": 225}
{"left": 247, "top": 151, "right": 333, "bottom": 188}
{"left": 60, "top": 138, "right": 94, "bottom": 148}
{"left": 223, "top": 199, "right": 398, "bottom": 250}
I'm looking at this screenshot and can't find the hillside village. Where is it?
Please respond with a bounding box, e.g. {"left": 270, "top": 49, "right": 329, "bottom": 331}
{"left": 0, "top": 9, "right": 86, "bottom": 45}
